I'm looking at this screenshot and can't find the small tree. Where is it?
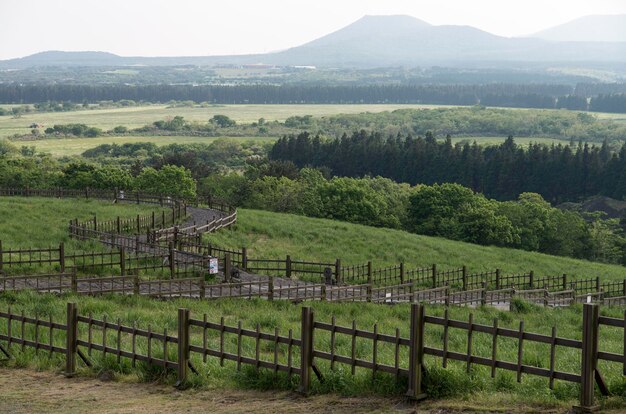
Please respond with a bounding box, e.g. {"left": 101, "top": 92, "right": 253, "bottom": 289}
{"left": 209, "top": 115, "right": 236, "bottom": 128}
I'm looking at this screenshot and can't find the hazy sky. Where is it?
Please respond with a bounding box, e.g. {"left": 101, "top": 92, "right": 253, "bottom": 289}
{"left": 1, "top": 0, "right": 626, "bottom": 60}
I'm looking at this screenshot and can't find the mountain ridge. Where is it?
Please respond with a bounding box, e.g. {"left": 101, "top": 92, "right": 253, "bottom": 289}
{"left": 3, "top": 15, "right": 626, "bottom": 69}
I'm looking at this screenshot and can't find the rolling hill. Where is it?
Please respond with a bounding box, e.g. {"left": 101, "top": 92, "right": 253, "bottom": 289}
{"left": 531, "top": 14, "right": 626, "bottom": 43}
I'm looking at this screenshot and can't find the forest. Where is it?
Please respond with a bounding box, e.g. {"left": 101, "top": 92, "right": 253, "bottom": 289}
{"left": 269, "top": 132, "right": 626, "bottom": 202}
{"left": 1, "top": 83, "right": 625, "bottom": 112}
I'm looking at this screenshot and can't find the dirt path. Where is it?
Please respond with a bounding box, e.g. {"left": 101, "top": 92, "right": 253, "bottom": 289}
{"left": 0, "top": 368, "right": 407, "bottom": 414}
{"left": 0, "top": 367, "right": 593, "bottom": 414}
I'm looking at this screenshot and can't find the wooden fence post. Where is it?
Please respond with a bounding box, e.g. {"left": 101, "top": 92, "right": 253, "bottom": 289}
{"left": 480, "top": 281, "right": 486, "bottom": 306}
{"left": 65, "top": 303, "right": 78, "bottom": 377}
{"left": 367, "top": 261, "right": 372, "bottom": 285}
{"left": 432, "top": 264, "right": 437, "bottom": 288}
{"left": 623, "top": 279, "right": 626, "bottom": 297}
{"left": 335, "top": 259, "right": 341, "bottom": 285}
{"left": 224, "top": 253, "right": 232, "bottom": 283}
{"left": 406, "top": 303, "right": 427, "bottom": 400}
{"left": 299, "top": 307, "right": 314, "bottom": 395}
{"left": 268, "top": 277, "right": 274, "bottom": 301}
{"left": 574, "top": 303, "right": 600, "bottom": 413}
{"left": 176, "top": 308, "right": 190, "bottom": 387}
{"left": 70, "top": 271, "right": 77, "bottom": 293}
{"left": 528, "top": 271, "right": 534, "bottom": 289}
{"left": 462, "top": 265, "right": 468, "bottom": 291}
{"left": 93, "top": 215, "right": 97, "bottom": 231}
{"left": 120, "top": 248, "right": 126, "bottom": 276}
{"left": 400, "top": 262, "right": 405, "bottom": 284}
{"left": 241, "top": 247, "right": 248, "bottom": 271}
{"left": 151, "top": 211, "right": 155, "bottom": 229}
{"left": 136, "top": 214, "right": 141, "bottom": 234}
{"left": 59, "top": 242, "right": 65, "bottom": 273}
{"left": 286, "top": 255, "right": 292, "bottom": 278}
{"left": 595, "top": 277, "right": 600, "bottom": 293}
{"left": 0, "top": 240, "right": 3, "bottom": 272}
{"left": 133, "top": 274, "right": 140, "bottom": 295}
{"left": 199, "top": 276, "right": 205, "bottom": 299}
{"left": 495, "top": 268, "right": 501, "bottom": 290}
{"left": 169, "top": 242, "right": 175, "bottom": 278}
{"left": 563, "top": 274, "right": 568, "bottom": 291}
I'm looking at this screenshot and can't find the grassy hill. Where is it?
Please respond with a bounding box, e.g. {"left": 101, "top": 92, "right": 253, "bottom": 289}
{"left": 0, "top": 197, "right": 162, "bottom": 247}
{"left": 207, "top": 208, "right": 626, "bottom": 281}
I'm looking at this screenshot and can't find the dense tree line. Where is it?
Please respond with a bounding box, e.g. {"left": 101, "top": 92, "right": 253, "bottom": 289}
{"left": 269, "top": 132, "right": 626, "bottom": 203}
{"left": 0, "top": 83, "right": 570, "bottom": 105}
{"left": 1, "top": 83, "right": 623, "bottom": 112}
{"left": 202, "top": 167, "right": 626, "bottom": 264}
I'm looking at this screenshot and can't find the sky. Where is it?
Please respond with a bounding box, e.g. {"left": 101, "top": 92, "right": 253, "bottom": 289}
{"left": 1, "top": 0, "right": 626, "bottom": 60}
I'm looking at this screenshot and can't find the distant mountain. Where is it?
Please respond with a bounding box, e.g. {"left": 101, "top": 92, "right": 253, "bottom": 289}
{"left": 3, "top": 15, "right": 626, "bottom": 69}
{"left": 531, "top": 15, "right": 626, "bottom": 42}
{"left": 8, "top": 51, "right": 124, "bottom": 66}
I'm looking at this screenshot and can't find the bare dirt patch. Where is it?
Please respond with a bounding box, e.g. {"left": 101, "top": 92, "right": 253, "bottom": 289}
{"left": 0, "top": 367, "right": 612, "bottom": 414}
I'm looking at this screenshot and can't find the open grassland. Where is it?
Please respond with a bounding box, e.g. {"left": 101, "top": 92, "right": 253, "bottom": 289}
{"left": 0, "top": 197, "right": 161, "bottom": 248}
{"left": 2, "top": 104, "right": 623, "bottom": 141}
{"left": 0, "top": 104, "right": 454, "bottom": 139}
{"left": 0, "top": 290, "right": 625, "bottom": 410}
{"left": 29, "top": 135, "right": 274, "bottom": 157}
{"left": 208, "top": 209, "right": 626, "bottom": 281}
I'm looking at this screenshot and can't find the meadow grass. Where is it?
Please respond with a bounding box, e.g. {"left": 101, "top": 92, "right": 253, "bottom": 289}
{"left": 207, "top": 209, "right": 626, "bottom": 281}
{"left": 0, "top": 290, "right": 624, "bottom": 409}
{"left": 0, "top": 104, "right": 453, "bottom": 139}
{"left": 0, "top": 196, "right": 162, "bottom": 247}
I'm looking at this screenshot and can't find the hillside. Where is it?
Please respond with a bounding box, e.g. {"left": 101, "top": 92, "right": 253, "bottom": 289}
{"left": 207, "top": 208, "right": 626, "bottom": 281}
{"left": 532, "top": 14, "right": 626, "bottom": 42}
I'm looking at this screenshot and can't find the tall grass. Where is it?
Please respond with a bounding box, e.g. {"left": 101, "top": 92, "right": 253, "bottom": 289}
{"left": 0, "top": 197, "right": 163, "bottom": 247}
{"left": 207, "top": 209, "right": 626, "bottom": 281}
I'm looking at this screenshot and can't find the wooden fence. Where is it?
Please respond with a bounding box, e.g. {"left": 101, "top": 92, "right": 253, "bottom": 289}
{"left": 0, "top": 242, "right": 210, "bottom": 280}
{"left": 0, "top": 302, "right": 621, "bottom": 411}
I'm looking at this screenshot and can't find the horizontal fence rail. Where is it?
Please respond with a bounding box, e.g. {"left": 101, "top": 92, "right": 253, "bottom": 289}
{"left": 0, "top": 302, "right": 619, "bottom": 411}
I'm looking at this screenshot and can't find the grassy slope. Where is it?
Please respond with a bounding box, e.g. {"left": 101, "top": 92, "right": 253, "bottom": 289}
{"left": 0, "top": 290, "right": 624, "bottom": 409}
{"left": 207, "top": 209, "right": 626, "bottom": 281}
{"left": 0, "top": 197, "right": 161, "bottom": 247}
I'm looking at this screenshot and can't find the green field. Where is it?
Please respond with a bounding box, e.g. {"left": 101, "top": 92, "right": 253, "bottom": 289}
{"left": 26, "top": 135, "right": 275, "bottom": 156}
{"left": 3, "top": 103, "right": 623, "bottom": 141}
{"left": 0, "top": 197, "right": 162, "bottom": 248}
{"left": 0, "top": 104, "right": 454, "bottom": 139}
{"left": 3, "top": 196, "right": 626, "bottom": 279}
{"left": 207, "top": 209, "right": 626, "bottom": 281}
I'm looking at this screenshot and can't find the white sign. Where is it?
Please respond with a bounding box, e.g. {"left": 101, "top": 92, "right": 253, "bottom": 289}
{"left": 209, "top": 258, "right": 219, "bottom": 274}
